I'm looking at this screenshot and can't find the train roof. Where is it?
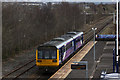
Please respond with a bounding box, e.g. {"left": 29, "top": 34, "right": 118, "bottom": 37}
{"left": 39, "top": 31, "right": 83, "bottom": 49}
{"left": 66, "top": 31, "right": 83, "bottom": 39}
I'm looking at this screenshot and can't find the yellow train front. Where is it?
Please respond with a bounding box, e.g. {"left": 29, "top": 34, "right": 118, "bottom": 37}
{"left": 36, "top": 46, "right": 60, "bottom": 71}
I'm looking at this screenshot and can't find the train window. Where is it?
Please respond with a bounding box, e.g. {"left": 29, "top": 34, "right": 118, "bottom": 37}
{"left": 51, "top": 51, "right": 57, "bottom": 59}
{"left": 38, "top": 49, "right": 57, "bottom": 59}
{"left": 59, "top": 49, "right": 62, "bottom": 59}
{"left": 66, "top": 42, "right": 72, "bottom": 50}
{"left": 62, "top": 47, "right": 65, "bottom": 52}
{"left": 38, "top": 51, "right": 42, "bottom": 59}
{"left": 76, "top": 38, "right": 80, "bottom": 43}
{"left": 72, "top": 41, "right": 74, "bottom": 46}
{"left": 44, "top": 51, "right": 49, "bottom": 59}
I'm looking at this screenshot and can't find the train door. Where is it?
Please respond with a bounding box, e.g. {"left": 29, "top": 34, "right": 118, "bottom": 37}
{"left": 60, "top": 48, "right": 63, "bottom": 62}
{"left": 59, "top": 48, "right": 62, "bottom": 63}
{"left": 73, "top": 40, "right": 76, "bottom": 51}
{"left": 80, "top": 36, "right": 83, "bottom": 45}
{"left": 62, "top": 46, "right": 66, "bottom": 61}
{"left": 81, "top": 34, "right": 83, "bottom": 44}
{"left": 60, "top": 46, "right": 65, "bottom": 63}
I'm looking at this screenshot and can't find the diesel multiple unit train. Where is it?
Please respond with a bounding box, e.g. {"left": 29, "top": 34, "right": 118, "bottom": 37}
{"left": 36, "top": 31, "right": 83, "bottom": 71}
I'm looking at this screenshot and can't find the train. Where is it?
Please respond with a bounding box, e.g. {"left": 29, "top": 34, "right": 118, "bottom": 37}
{"left": 36, "top": 31, "right": 83, "bottom": 71}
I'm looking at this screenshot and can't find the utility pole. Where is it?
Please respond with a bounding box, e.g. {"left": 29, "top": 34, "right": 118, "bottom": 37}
{"left": 113, "top": 13, "right": 115, "bottom": 24}
{"left": 92, "top": 27, "right": 97, "bottom": 62}
{"left": 116, "top": 0, "right": 119, "bottom": 73}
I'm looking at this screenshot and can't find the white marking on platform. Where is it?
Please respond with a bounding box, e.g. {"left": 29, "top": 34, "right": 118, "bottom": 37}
{"left": 106, "top": 42, "right": 115, "bottom": 45}
{"left": 104, "top": 46, "right": 115, "bottom": 50}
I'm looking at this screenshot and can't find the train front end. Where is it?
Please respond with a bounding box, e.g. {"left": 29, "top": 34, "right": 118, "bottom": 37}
{"left": 36, "top": 46, "right": 59, "bottom": 71}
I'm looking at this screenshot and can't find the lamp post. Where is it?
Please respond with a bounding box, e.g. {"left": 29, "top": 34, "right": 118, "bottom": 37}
{"left": 92, "top": 27, "right": 97, "bottom": 62}
{"left": 116, "top": 0, "right": 119, "bottom": 73}
{"left": 109, "top": 13, "right": 115, "bottom": 24}
{"left": 84, "top": 10, "right": 86, "bottom": 25}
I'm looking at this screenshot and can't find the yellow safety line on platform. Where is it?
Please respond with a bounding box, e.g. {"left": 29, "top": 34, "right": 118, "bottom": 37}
{"left": 48, "top": 41, "right": 97, "bottom": 80}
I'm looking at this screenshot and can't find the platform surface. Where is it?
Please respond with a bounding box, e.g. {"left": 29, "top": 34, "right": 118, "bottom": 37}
{"left": 93, "top": 41, "right": 114, "bottom": 79}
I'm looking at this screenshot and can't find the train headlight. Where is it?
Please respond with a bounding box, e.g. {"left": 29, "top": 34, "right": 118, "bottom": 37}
{"left": 96, "top": 35, "right": 97, "bottom": 38}
{"left": 52, "top": 60, "right": 57, "bottom": 62}
{"left": 38, "top": 60, "right": 42, "bottom": 62}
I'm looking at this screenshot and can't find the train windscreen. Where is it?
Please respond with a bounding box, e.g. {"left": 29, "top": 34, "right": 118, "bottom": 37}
{"left": 38, "top": 47, "right": 57, "bottom": 59}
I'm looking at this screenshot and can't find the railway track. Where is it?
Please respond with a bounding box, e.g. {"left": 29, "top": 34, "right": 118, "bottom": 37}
{"left": 2, "top": 16, "right": 113, "bottom": 79}
{"left": 84, "top": 16, "right": 112, "bottom": 44}
{"left": 2, "top": 59, "right": 35, "bottom": 79}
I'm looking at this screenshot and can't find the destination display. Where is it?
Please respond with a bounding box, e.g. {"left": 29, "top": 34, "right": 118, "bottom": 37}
{"left": 71, "top": 63, "right": 86, "bottom": 69}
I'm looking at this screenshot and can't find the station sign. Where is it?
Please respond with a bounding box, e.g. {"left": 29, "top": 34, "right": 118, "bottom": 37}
{"left": 71, "top": 63, "right": 86, "bottom": 69}
{"left": 71, "top": 61, "right": 88, "bottom": 70}
{"left": 71, "top": 61, "right": 88, "bottom": 78}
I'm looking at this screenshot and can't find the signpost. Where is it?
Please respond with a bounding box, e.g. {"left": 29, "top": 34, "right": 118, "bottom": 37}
{"left": 71, "top": 61, "right": 88, "bottom": 79}
{"left": 116, "top": 0, "right": 119, "bottom": 73}
{"left": 92, "top": 28, "right": 97, "bottom": 62}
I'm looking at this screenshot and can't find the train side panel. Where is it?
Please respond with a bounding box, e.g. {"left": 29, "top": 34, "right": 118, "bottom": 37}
{"left": 59, "top": 33, "right": 83, "bottom": 63}
{"left": 63, "top": 41, "right": 74, "bottom": 61}
{"left": 75, "top": 35, "right": 83, "bottom": 50}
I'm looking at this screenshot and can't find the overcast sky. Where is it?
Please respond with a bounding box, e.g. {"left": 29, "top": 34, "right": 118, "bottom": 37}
{"left": 1, "top": 0, "right": 119, "bottom": 2}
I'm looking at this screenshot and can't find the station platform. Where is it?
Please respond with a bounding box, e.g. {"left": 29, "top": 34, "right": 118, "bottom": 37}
{"left": 49, "top": 41, "right": 97, "bottom": 79}
{"left": 49, "top": 41, "right": 115, "bottom": 79}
